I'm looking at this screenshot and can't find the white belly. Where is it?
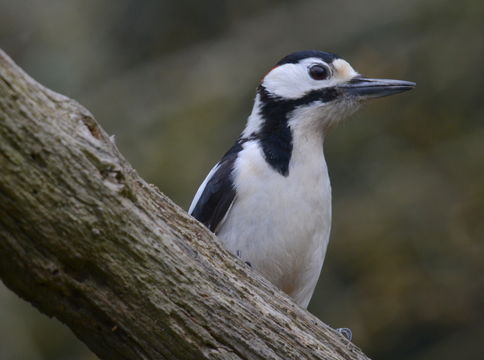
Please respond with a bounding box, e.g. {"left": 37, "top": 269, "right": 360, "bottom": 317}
{"left": 217, "top": 139, "right": 331, "bottom": 308}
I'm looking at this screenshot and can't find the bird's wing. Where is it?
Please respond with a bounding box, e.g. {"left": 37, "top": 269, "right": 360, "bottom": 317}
{"left": 189, "top": 141, "right": 243, "bottom": 233}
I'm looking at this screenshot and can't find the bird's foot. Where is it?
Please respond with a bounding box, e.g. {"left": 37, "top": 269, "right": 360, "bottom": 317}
{"left": 236, "top": 250, "right": 252, "bottom": 267}
{"left": 336, "top": 327, "right": 352, "bottom": 342}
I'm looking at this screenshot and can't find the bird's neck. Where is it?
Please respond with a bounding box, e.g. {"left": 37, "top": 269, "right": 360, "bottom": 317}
{"left": 288, "top": 108, "right": 326, "bottom": 172}
{"left": 241, "top": 90, "right": 327, "bottom": 177}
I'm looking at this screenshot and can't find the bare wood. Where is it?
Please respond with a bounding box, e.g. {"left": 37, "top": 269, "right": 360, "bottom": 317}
{"left": 0, "top": 48, "right": 370, "bottom": 360}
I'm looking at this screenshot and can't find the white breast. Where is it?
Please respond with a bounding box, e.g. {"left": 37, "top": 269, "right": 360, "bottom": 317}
{"left": 217, "top": 128, "right": 331, "bottom": 308}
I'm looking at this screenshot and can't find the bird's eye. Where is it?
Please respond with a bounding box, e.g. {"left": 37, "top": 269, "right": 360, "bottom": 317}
{"left": 308, "top": 64, "right": 330, "bottom": 80}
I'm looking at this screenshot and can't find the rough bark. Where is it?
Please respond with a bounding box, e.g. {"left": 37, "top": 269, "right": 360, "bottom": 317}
{"left": 0, "top": 48, "right": 370, "bottom": 360}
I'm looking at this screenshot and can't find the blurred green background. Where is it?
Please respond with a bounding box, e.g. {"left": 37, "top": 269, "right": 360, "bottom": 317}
{"left": 1, "top": 0, "right": 483, "bottom": 359}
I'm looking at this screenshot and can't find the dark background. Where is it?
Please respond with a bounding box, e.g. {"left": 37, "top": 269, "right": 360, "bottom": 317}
{"left": 1, "top": 0, "right": 483, "bottom": 359}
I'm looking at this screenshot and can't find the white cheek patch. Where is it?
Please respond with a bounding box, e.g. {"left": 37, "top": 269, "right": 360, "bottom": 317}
{"left": 262, "top": 63, "right": 313, "bottom": 99}
{"left": 332, "top": 59, "right": 359, "bottom": 81}
{"left": 262, "top": 57, "right": 360, "bottom": 100}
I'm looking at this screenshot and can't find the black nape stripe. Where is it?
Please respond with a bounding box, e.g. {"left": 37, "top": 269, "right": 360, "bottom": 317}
{"left": 257, "top": 88, "right": 292, "bottom": 176}
{"left": 255, "top": 86, "right": 338, "bottom": 176}
{"left": 276, "top": 50, "right": 340, "bottom": 66}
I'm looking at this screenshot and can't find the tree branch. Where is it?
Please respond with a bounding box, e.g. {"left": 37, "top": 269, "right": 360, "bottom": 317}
{"left": 0, "top": 48, "right": 370, "bottom": 360}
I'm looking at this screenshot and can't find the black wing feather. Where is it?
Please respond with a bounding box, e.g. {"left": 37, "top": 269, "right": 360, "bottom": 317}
{"left": 190, "top": 140, "right": 244, "bottom": 232}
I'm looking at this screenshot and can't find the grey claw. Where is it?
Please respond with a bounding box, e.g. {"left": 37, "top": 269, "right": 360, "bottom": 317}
{"left": 236, "top": 250, "right": 252, "bottom": 267}
{"left": 336, "top": 327, "right": 352, "bottom": 341}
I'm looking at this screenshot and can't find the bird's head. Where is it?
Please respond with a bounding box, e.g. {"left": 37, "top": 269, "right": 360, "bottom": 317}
{"left": 251, "top": 50, "right": 415, "bottom": 135}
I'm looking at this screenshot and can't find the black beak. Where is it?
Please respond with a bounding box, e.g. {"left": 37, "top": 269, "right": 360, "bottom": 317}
{"left": 339, "top": 77, "right": 416, "bottom": 99}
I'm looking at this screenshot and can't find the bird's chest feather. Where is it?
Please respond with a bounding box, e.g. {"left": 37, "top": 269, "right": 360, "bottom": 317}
{"left": 217, "top": 139, "right": 331, "bottom": 297}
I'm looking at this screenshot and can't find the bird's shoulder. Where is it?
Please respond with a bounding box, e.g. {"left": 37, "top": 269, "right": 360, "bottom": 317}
{"left": 189, "top": 139, "right": 247, "bottom": 232}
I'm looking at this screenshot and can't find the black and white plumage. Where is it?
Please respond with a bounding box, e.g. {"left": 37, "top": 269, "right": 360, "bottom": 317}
{"left": 189, "top": 50, "right": 415, "bottom": 308}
